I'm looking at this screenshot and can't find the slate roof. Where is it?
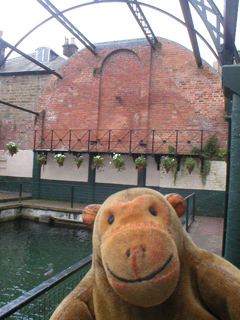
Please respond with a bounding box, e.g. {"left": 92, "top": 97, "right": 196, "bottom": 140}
{"left": 0, "top": 49, "right": 66, "bottom": 74}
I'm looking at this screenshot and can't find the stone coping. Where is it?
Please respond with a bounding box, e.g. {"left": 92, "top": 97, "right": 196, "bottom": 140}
{"left": 0, "top": 202, "right": 83, "bottom": 214}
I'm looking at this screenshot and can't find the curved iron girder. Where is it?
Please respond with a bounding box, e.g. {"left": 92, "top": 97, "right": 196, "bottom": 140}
{"left": 37, "top": 0, "right": 97, "bottom": 55}
{"left": 0, "top": 0, "right": 222, "bottom": 69}
{"left": 188, "top": 0, "right": 239, "bottom": 65}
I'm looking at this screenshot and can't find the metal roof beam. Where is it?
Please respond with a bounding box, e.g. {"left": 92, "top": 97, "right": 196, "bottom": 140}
{"left": 37, "top": 0, "right": 97, "bottom": 56}
{"left": 179, "top": 0, "right": 202, "bottom": 68}
{"left": 189, "top": 0, "right": 239, "bottom": 65}
{"left": 0, "top": 38, "right": 62, "bottom": 79}
{"left": 0, "top": 100, "right": 39, "bottom": 116}
{"left": 223, "top": 0, "right": 239, "bottom": 64}
{"left": 125, "top": 0, "right": 158, "bottom": 49}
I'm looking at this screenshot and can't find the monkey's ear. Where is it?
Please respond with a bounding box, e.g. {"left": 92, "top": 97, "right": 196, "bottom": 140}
{"left": 165, "top": 194, "right": 186, "bottom": 218}
{"left": 82, "top": 204, "right": 101, "bottom": 229}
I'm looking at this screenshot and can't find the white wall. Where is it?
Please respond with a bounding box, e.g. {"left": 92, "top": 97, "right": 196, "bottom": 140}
{"left": 95, "top": 154, "right": 138, "bottom": 185}
{"left": 158, "top": 160, "right": 226, "bottom": 191}
{"left": 146, "top": 156, "right": 160, "bottom": 186}
{"left": 0, "top": 150, "right": 226, "bottom": 192}
{"left": 41, "top": 153, "right": 89, "bottom": 182}
{"left": 0, "top": 150, "right": 33, "bottom": 178}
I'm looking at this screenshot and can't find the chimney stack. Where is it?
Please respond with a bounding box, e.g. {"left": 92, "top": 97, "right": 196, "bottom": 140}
{"left": 62, "top": 37, "right": 78, "bottom": 58}
{"left": 0, "top": 31, "right": 7, "bottom": 70}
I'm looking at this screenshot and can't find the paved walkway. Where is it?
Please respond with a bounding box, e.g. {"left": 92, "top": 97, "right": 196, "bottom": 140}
{"left": 0, "top": 191, "right": 31, "bottom": 202}
{"left": 0, "top": 195, "right": 224, "bottom": 257}
{"left": 188, "top": 216, "right": 223, "bottom": 256}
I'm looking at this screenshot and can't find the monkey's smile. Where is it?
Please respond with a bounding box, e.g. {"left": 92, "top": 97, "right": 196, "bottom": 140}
{"left": 107, "top": 254, "right": 173, "bottom": 283}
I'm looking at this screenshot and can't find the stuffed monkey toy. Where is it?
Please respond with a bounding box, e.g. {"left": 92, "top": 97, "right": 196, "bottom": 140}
{"left": 51, "top": 188, "right": 240, "bottom": 320}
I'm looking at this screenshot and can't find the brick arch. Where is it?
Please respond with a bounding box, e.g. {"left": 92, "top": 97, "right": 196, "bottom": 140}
{"left": 98, "top": 49, "right": 143, "bottom": 131}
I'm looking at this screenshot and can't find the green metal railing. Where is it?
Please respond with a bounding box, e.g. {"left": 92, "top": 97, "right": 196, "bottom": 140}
{"left": 183, "top": 193, "right": 195, "bottom": 231}
{"left": 33, "top": 128, "right": 225, "bottom": 155}
{"left": 0, "top": 181, "right": 195, "bottom": 227}
{"left": 0, "top": 255, "right": 92, "bottom": 320}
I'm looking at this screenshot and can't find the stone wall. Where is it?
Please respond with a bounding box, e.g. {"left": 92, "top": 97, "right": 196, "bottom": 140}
{"left": 0, "top": 73, "right": 49, "bottom": 149}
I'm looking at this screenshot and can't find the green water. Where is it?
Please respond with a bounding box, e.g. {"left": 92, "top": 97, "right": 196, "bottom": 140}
{"left": 0, "top": 218, "right": 92, "bottom": 309}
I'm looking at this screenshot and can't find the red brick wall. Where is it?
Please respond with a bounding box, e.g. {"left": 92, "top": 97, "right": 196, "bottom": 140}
{"left": 1, "top": 38, "right": 227, "bottom": 151}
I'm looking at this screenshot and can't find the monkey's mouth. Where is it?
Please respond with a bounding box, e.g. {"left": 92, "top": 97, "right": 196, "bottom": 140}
{"left": 106, "top": 254, "right": 173, "bottom": 283}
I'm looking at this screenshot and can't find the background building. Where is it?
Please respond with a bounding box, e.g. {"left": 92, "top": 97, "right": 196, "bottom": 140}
{"left": 0, "top": 37, "right": 227, "bottom": 216}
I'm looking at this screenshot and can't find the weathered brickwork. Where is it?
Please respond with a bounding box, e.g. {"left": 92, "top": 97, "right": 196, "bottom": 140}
{"left": 0, "top": 74, "right": 49, "bottom": 119}
{"left": 0, "top": 119, "right": 34, "bottom": 150}
{"left": 0, "top": 74, "right": 49, "bottom": 148}
{"left": 1, "top": 38, "right": 227, "bottom": 150}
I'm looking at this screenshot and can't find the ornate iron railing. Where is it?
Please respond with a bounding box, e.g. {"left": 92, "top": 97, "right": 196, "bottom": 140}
{"left": 34, "top": 129, "right": 223, "bottom": 155}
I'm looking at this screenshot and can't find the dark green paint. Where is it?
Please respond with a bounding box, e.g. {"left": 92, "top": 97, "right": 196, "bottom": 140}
{"left": 0, "top": 179, "right": 225, "bottom": 217}
{"left": 32, "top": 152, "right": 41, "bottom": 198}
{"left": 224, "top": 94, "right": 240, "bottom": 267}
{"left": 137, "top": 167, "right": 146, "bottom": 187}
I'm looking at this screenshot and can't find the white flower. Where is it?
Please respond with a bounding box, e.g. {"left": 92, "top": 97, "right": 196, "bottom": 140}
{"left": 54, "top": 154, "right": 66, "bottom": 161}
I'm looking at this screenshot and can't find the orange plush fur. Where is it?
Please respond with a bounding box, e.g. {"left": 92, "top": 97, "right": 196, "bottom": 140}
{"left": 50, "top": 188, "right": 240, "bottom": 320}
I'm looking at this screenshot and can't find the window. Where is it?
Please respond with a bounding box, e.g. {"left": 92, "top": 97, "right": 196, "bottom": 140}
{"left": 36, "top": 47, "right": 50, "bottom": 63}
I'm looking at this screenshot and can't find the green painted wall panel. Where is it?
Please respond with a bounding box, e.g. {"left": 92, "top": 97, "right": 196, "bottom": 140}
{"left": 0, "top": 176, "right": 225, "bottom": 217}
{"left": 224, "top": 94, "right": 240, "bottom": 267}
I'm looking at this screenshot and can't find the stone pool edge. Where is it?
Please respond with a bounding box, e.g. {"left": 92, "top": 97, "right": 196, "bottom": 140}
{"left": 0, "top": 203, "right": 90, "bottom": 229}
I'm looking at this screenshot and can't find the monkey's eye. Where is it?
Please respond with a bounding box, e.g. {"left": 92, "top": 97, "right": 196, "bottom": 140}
{"left": 149, "top": 207, "right": 157, "bottom": 216}
{"left": 108, "top": 215, "right": 115, "bottom": 225}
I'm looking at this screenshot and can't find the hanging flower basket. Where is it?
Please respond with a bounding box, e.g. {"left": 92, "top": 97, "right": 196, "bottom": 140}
{"left": 110, "top": 153, "right": 126, "bottom": 172}
{"left": 74, "top": 155, "right": 84, "bottom": 168}
{"left": 54, "top": 154, "right": 66, "bottom": 167}
{"left": 37, "top": 153, "right": 47, "bottom": 167}
{"left": 160, "top": 156, "right": 177, "bottom": 173}
{"left": 184, "top": 157, "right": 196, "bottom": 174}
{"left": 218, "top": 148, "right": 227, "bottom": 162}
{"left": 91, "top": 155, "right": 105, "bottom": 171}
{"left": 6, "top": 142, "right": 19, "bottom": 156}
{"left": 135, "top": 155, "right": 147, "bottom": 172}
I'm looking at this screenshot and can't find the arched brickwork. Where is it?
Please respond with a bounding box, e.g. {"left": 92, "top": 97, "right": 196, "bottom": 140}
{"left": 98, "top": 49, "right": 142, "bottom": 130}
{"left": 31, "top": 38, "right": 226, "bottom": 150}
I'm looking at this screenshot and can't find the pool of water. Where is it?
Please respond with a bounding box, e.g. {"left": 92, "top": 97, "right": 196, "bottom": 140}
{"left": 0, "top": 218, "right": 92, "bottom": 308}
